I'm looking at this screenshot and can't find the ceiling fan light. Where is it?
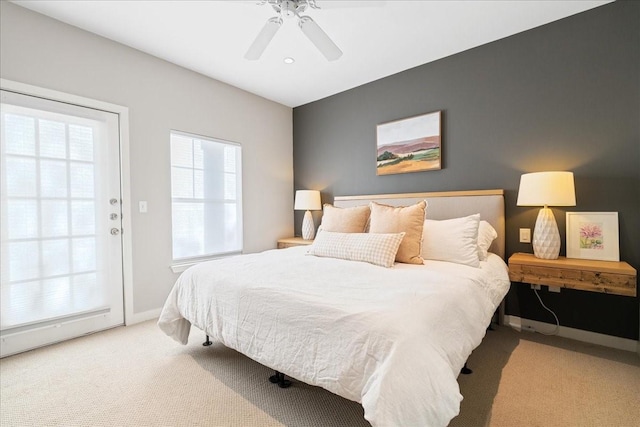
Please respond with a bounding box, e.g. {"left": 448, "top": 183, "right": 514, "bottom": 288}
{"left": 298, "top": 15, "right": 343, "bottom": 61}
{"left": 244, "top": 16, "right": 283, "bottom": 60}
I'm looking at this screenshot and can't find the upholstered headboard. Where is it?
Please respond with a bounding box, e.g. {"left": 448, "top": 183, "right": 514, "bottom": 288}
{"left": 333, "top": 189, "right": 505, "bottom": 259}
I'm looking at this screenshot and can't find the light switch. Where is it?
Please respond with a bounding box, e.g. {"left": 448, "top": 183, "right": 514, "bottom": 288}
{"left": 519, "top": 228, "right": 531, "bottom": 243}
{"left": 139, "top": 201, "right": 148, "bottom": 213}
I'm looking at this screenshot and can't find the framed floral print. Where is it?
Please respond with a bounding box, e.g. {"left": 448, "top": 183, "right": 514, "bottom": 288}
{"left": 566, "top": 212, "right": 619, "bottom": 261}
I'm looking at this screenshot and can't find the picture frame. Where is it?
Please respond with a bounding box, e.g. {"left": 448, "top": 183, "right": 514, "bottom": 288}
{"left": 566, "top": 212, "right": 619, "bottom": 261}
{"left": 376, "top": 110, "right": 441, "bottom": 175}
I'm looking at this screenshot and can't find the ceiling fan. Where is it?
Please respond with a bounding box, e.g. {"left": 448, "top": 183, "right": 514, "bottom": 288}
{"left": 244, "top": 0, "right": 342, "bottom": 61}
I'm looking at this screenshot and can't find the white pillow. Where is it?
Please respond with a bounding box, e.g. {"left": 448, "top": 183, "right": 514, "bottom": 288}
{"left": 477, "top": 220, "right": 498, "bottom": 261}
{"left": 307, "top": 230, "right": 405, "bottom": 268}
{"left": 421, "top": 214, "right": 480, "bottom": 267}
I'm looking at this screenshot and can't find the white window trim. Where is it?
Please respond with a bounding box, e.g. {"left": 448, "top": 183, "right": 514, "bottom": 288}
{"left": 169, "top": 250, "right": 242, "bottom": 274}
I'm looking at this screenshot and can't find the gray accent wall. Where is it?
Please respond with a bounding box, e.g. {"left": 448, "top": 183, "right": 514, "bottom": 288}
{"left": 293, "top": 2, "right": 639, "bottom": 339}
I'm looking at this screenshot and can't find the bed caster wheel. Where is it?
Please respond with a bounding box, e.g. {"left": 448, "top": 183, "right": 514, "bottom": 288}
{"left": 278, "top": 379, "right": 292, "bottom": 388}
{"left": 269, "top": 371, "right": 292, "bottom": 388}
{"left": 203, "top": 335, "right": 212, "bottom": 346}
{"left": 461, "top": 363, "right": 473, "bottom": 375}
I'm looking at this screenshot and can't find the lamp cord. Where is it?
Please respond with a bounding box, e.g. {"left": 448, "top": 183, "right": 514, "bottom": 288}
{"left": 533, "top": 289, "right": 560, "bottom": 336}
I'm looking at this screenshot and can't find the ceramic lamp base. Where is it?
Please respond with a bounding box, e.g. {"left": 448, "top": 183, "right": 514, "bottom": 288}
{"left": 301, "top": 210, "right": 315, "bottom": 240}
{"left": 533, "top": 207, "right": 561, "bottom": 259}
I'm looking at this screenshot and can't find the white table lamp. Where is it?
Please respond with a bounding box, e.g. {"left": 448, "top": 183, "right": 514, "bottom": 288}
{"left": 517, "top": 171, "right": 576, "bottom": 259}
{"left": 294, "top": 190, "right": 322, "bottom": 240}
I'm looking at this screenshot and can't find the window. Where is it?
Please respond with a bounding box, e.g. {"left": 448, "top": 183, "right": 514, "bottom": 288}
{"left": 170, "top": 131, "right": 242, "bottom": 261}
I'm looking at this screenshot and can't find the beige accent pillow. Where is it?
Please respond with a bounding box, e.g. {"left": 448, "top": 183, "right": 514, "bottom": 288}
{"left": 319, "top": 204, "right": 370, "bottom": 233}
{"left": 368, "top": 200, "right": 427, "bottom": 264}
{"left": 308, "top": 231, "right": 405, "bottom": 268}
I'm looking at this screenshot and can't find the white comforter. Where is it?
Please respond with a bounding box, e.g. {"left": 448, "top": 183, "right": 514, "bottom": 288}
{"left": 158, "top": 246, "right": 510, "bottom": 427}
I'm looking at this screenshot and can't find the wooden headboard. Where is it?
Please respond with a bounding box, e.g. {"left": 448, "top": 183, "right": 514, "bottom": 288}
{"left": 333, "top": 189, "right": 506, "bottom": 259}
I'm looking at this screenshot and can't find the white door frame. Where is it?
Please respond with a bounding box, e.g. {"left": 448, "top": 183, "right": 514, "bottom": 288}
{"left": 0, "top": 78, "right": 135, "bottom": 326}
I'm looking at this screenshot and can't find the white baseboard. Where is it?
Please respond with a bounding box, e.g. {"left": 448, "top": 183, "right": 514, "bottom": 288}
{"left": 505, "top": 315, "right": 639, "bottom": 354}
{"left": 125, "top": 308, "right": 161, "bottom": 325}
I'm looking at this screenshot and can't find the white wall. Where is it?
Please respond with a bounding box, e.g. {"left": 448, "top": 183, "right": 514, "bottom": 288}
{"left": 0, "top": 2, "right": 294, "bottom": 317}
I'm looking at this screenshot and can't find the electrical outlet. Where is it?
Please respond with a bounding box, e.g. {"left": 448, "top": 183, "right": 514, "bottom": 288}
{"left": 548, "top": 286, "right": 561, "bottom": 293}
{"left": 522, "top": 325, "right": 536, "bottom": 333}
{"left": 139, "top": 201, "right": 148, "bottom": 213}
{"left": 519, "top": 228, "right": 531, "bottom": 243}
{"left": 530, "top": 284, "right": 541, "bottom": 290}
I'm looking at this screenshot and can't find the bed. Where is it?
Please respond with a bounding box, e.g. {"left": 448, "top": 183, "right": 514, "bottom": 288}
{"left": 158, "top": 190, "right": 510, "bottom": 427}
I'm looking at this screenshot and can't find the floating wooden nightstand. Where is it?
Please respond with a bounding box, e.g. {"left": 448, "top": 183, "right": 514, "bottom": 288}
{"left": 508, "top": 252, "right": 637, "bottom": 297}
{"left": 277, "top": 237, "right": 314, "bottom": 249}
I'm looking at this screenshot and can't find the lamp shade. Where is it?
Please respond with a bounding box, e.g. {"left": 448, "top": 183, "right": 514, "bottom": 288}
{"left": 516, "top": 171, "right": 576, "bottom": 207}
{"left": 294, "top": 190, "right": 322, "bottom": 211}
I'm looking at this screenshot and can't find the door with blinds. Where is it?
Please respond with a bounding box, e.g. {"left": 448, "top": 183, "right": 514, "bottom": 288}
{"left": 0, "top": 89, "right": 124, "bottom": 357}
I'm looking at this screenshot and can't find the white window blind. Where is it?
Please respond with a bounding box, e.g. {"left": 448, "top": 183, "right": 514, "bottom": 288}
{"left": 1, "top": 100, "right": 108, "bottom": 330}
{"left": 170, "top": 131, "right": 242, "bottom": 261}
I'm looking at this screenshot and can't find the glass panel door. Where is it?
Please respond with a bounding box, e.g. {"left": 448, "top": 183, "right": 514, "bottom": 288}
{"left": 0, "top": 89, "right": 124, "bottom": 357}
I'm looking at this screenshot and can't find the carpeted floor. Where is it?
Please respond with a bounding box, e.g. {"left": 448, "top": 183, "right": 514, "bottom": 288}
{"left": 1, "top": 320, "right": 638, "bottom": 426}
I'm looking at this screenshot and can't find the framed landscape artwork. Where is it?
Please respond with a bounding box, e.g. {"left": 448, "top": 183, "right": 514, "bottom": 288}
{"left": 376, "top": 110, "right": 441, "bottom": 175}
{"left": 566, "top": 212, "right": 619, "bottom": 261}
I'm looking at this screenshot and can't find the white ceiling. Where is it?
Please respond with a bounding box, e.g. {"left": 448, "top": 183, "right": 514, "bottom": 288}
{"left": 13, "top": 0, "right": 610, "bottom": 108}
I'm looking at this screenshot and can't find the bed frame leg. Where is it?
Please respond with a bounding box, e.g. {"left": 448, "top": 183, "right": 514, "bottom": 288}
{"left": 202, "top": 335, "right": 212, "bottom": 346}
{"left": 461, "top": 362, "right": 473, "bottom": 375}
{"left": 268, "top": 370, "right": 292, "bottom": 388}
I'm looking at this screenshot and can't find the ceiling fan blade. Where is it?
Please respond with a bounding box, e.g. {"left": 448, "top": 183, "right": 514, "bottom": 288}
{"left": 298, "top": 16, "right": 342, "bottom": 61}
{"left": 244, "top": 17, "right": 282, "bottom": 60}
